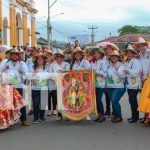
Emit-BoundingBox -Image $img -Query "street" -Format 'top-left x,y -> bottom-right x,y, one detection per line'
0,93 -> 150,150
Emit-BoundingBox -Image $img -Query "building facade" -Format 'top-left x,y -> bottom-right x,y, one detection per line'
0,0 -> 37,47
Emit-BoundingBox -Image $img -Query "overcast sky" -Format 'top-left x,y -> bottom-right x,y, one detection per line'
35,0 -> 150,42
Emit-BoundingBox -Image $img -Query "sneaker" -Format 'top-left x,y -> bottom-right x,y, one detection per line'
85,115 -> 91,121
53,110 -> 57,115
32,119 -> 40,124
40,118 -> 47,122
56,116 -> 63,121
47,111 -> 52,116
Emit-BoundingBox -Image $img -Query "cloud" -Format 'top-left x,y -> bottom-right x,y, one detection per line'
34,0 -> 150,41
34,0 -> 150,23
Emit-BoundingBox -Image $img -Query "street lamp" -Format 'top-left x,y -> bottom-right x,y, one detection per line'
51,13 -> 64,19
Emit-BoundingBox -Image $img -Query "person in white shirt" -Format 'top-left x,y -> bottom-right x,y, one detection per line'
28,53 -> 50,124
0,48 -> 29,126
107,50 -> 126,123
48,50 -> 70,121
124,45 -> 142,123
70,47 -> 91,70
133,37 -> 150,126
26,47 -> 38,72
70,47 -> 91,120
45,50 -> 57,116
133,37 -> 150,83
91,48 -> 107,122
103,44 -> 119,116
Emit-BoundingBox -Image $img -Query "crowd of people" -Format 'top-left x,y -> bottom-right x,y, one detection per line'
0,37 -> 150,130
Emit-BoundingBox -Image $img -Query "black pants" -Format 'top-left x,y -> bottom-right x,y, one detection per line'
48,90 -> 57,111
32,90 -> 45,120
17,88 -> 27,122
48,90 -> 62,117
127,89 -> 140,119
104,89 -> 111,113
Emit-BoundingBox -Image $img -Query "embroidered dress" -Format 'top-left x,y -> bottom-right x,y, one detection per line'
138,77 -> 150,113
0,86 -> 25,130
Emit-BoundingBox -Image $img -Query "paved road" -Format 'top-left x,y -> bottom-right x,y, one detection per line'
0,93 -> 150,150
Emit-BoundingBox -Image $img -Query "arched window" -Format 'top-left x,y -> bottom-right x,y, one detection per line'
3,17 -> 8,45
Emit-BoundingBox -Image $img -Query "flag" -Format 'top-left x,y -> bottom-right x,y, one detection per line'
57,70 -> 97,121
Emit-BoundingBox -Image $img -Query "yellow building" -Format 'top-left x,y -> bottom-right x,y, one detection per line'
0,0 -> 38,47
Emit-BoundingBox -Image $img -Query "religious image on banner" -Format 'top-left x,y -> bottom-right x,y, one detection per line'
57,70 -> 96,121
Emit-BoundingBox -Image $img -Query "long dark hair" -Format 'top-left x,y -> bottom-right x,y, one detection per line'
92,52 -> 104,63
33,57 -> 46,71
70,56 -> 83,70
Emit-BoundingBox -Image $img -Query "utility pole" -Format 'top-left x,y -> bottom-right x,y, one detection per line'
47,0 -> 51,49
47,0 -> 58,49
88,26 -> 98,44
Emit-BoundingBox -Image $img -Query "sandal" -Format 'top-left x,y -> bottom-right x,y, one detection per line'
141,122 -> 150,127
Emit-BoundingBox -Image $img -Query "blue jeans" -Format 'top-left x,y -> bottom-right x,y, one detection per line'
32,90 -> 45,120
108,88 -> 125,118
96,88 -> 104,115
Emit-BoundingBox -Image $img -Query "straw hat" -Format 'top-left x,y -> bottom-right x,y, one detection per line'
54,50 -> 64,56
28,47 -> 37,51
32,52 -> 47,62
132,37 -> 149,48
124,45 -> 137,54
106,43 -> 119,51
109,50 -> 121,58
33,53 -> 46,58
45,49 -> 53,55
72,47 -> 83,54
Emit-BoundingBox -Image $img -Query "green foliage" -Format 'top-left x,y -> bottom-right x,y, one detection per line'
118,25 -> 141,36
118,25 -> 150,36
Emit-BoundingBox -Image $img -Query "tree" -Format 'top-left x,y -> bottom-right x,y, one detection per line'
118,25 -> 141,36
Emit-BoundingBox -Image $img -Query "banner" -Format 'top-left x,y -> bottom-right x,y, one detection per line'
57,70 -> 96,121
69,34 -> 90,46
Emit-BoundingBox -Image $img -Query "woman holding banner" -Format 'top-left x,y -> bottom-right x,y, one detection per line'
70,47 -> 91,120
48,50 -> 70,121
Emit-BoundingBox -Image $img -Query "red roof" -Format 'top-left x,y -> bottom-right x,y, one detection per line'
97,34 -> 150,44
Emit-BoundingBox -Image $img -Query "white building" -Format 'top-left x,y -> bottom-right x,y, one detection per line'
0,0 -> 38,47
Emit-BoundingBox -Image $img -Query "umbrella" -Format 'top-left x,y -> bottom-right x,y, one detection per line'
0,45 -> 10,53
96,42 -> 119,50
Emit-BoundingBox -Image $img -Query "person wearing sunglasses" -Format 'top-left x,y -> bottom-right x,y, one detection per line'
48,50 -> 70,121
